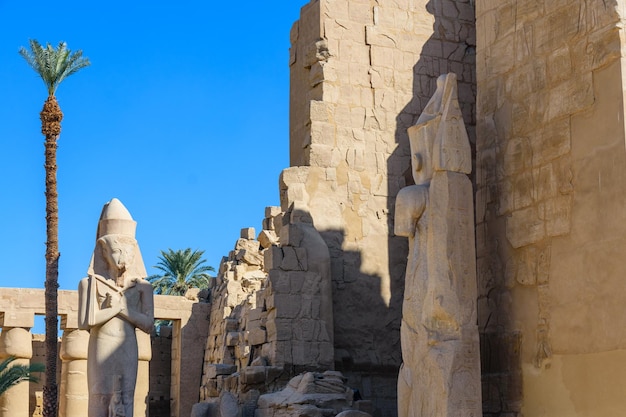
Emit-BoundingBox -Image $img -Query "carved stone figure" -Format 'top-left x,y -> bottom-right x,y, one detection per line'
78,198 -> 154,417
395,73 -> 481,417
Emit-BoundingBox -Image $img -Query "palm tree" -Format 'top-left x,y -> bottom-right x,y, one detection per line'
0,356 -> 44,396
19,39 -> 90,417
148,249 -> 215,295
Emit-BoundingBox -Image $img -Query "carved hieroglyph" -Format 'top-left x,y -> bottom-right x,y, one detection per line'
395,73 -> 481,417
78,198 -> 154,417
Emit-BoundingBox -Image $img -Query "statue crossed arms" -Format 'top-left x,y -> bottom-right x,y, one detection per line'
78,199 -> 154,417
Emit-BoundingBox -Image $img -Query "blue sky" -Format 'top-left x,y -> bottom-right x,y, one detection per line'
0,1 -> 305,330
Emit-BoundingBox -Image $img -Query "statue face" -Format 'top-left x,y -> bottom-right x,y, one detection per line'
409,124 -> 435,186
99,235 -> 136,276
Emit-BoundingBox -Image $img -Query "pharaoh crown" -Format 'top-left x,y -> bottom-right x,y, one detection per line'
96,198 -> 136,239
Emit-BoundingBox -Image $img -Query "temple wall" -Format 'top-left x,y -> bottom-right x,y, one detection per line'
288,4 -> 475,413
475,0 -> 626,415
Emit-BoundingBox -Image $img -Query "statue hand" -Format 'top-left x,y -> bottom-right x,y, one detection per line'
104,292 -> 113,308
103,291 -> 125,315
118,293 -> 129,317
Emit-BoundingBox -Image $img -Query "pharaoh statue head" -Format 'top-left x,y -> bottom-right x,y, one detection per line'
407,73 -> 472,186
87,198 -> 147,283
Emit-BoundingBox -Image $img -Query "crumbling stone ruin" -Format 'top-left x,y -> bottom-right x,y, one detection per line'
4,1 -> 626,417
194,0 -> 626,416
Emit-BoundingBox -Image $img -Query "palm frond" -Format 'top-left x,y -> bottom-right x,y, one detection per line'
148,248 -> 215,296
0,356 -> 45,396
19,39 -> 90,95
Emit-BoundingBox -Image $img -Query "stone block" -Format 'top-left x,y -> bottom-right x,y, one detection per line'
225,318 -> 239,332
264,247 -> 283,273
254,409 -> 274,417
365,25 -> 397,48
0,311 -> 35,328
248,308 -> 265,322
546,73 -> 594,122
266,318 -> 292,342
541,195 -> 572,237
262,217 -> 274,231
241,227 -> 256,240
268,270 -> 290,295
310,121 -> 337,146
268,294 -> 301,319
219,392 -> 240,417
265,206 -> 282,218
233,264 -> 246,281
203,379 -> 219,398
280,247 -> 308,271
258,230 -> 279,249
226,332 -> 240,347
512,171 -> 533,210
241,366 -> 267,385
309,144 -> 337,168
248,328 -> 267,346
309,100 -> 332,123
205,364 -> 237,379
531,118 -> 570,166
348,1 -> 372,22
532,164 -> 557,202
336,411 -> 372,417
191,401 -> 218,417
239,249 -> 263,267
269,341 -> 293,365
279,224 -> 304,246
292,319 -> 316,341
291,341 -> 312,365
506,206 -> 545,249
288,272 -> 307,293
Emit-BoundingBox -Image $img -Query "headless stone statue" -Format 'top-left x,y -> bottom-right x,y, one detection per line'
395,73 -> 481,417
78,199 -> 154,417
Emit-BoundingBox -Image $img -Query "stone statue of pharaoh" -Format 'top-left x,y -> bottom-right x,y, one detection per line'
78,198 -> 154,417
395,73 -> 481,417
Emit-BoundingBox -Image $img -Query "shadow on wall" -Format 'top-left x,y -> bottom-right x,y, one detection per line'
388,0 -> 479,410
320,227 -> 401,413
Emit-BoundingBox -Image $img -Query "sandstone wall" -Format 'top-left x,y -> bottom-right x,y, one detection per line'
149,329 -> 172,417
288,0 -> 475,413
475,0 -> 626,415
200,205 -> 335,406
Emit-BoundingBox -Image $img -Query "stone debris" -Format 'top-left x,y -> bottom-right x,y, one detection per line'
255,372 -> 371,417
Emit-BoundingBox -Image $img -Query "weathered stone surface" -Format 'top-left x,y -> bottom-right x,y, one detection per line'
247,328 -> 267,346
77,198 -> 154,417
256,372 -> 356,416
190,401 -> 218,417
395,74 -> 481,417
336,411 -> 372,417
258,230 -> 279,249
241,227 -> 256,240
476,1 -> 626,415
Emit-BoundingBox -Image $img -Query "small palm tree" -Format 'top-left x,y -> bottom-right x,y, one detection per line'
148,249 -> 215,296
19,39 -> 90,417
0,356 -> 44,396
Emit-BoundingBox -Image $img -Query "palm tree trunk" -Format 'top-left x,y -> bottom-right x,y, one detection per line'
41,95 -> 62,417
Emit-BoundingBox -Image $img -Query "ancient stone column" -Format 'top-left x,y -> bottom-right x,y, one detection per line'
0,327 -> 33,417
59,328 -> 89,417
134,329 -> 151,417
395,73 -> 481,417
